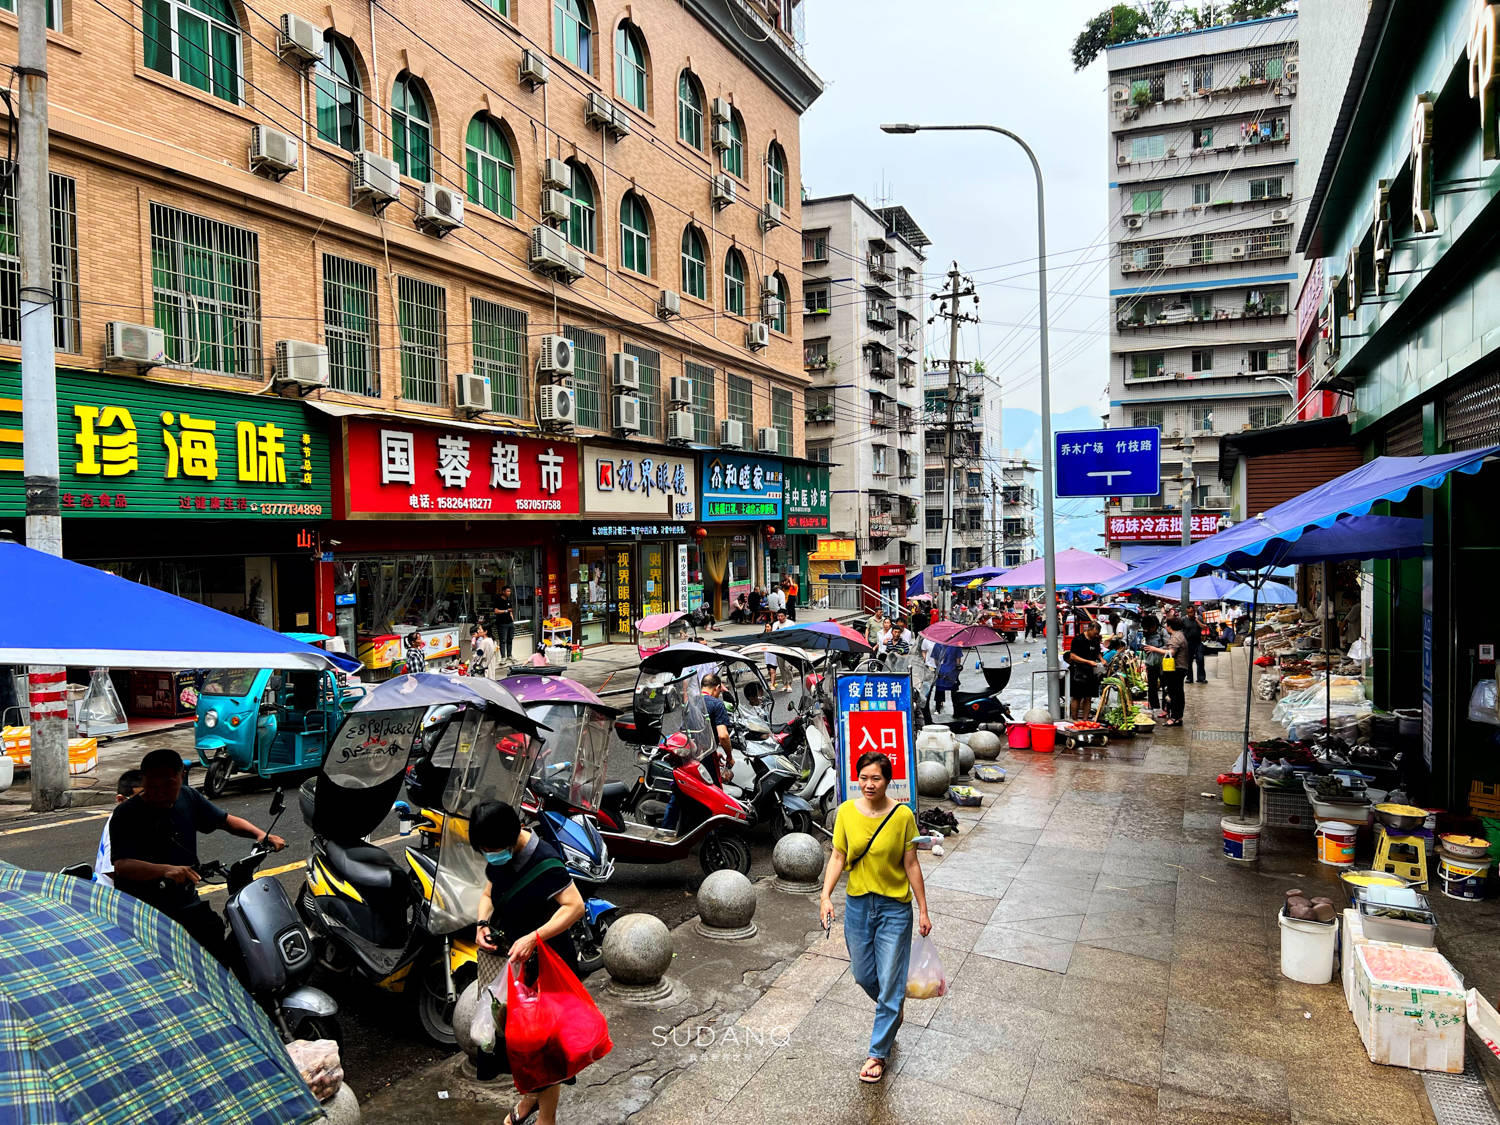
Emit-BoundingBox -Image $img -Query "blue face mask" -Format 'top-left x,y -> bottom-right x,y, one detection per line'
485,849 -> 513,866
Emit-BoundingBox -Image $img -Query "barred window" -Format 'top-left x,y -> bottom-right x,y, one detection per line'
626,342 -> 661,438
150,201 -> 260,377
397,275 -> 446,405
771,387 -> 793,454
0,172 -> 79,353
727,374 -> 752,428
686,360 -> 714,444
567,325 -> 605,429
472,298 -> 527,417
322,255 -> 378,396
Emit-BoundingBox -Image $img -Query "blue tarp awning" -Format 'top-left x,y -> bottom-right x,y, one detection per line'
1141,574 -> 1240,600
1101,448 -> 1496,594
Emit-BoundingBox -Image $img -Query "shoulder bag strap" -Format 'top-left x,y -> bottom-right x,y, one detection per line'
496,856 -> 567,910
848,806 -> 901,870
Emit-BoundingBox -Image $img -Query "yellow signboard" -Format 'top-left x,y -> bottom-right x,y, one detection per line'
810,537 -> 856,561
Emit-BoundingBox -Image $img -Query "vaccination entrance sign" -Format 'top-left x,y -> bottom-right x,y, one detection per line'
1055,426 -> 1161,498
833,672 -> 917,812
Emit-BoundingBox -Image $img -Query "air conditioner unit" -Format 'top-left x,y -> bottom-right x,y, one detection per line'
1270,208 -> 1291,224
538,333 -> 576,375
613,393 -> 641,432
667,409 -> 695,442
610,104 -> 632,138
586,92 -> 615,130
530,225 -> 585,280
763,295 -> 785,323
1168,428 -> 1182,439
1121,261 -> 1138,273
543,158 -> 571,191
455,371 -> 492,414
105,321 -> 167,368
712,173 -> 735,210
519,48 -> 549,89
1284,58 -> 1299,79
612,352 -> 640,390
250,125 -> 298,178
418,182 -> 465,234
670,376 -> 693,404
1117,154 -> 1130,166
711,96 -> 732,124
712,122 -> 733,152
760,201 -> 783,231
541,188 -> 571,223
277,13 -> 321,64
353,151 -> 401,207
1111,88 -> 1129,104
746,321 -> 770,350
720,419 -> 745,449
756,427 -> 779,454
1125,215 -> 1143,230
273,339 -> 329,391
657,289 -> 681,319
1229,243 -> 1247,259
1167,146 -> 1177,157
538,380 -> 576,426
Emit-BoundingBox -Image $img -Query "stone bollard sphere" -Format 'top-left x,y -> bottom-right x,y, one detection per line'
957,742 -> 976,775
321,1084 -> 361,1125
1024,706 -> 1053,725
772,832 -> 824,894
917,759 -> 950,797
696,869 -> 758,940
452,979 -> 480,1059
968,729 -> 1003,761
603,913 -> 674,985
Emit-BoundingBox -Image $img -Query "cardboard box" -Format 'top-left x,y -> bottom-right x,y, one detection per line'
1351,942 -> 1465,1073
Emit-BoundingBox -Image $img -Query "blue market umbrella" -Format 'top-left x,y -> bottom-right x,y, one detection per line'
1138,573 -> 1239,601
0,538 -> 359,671
1223,579 -> 1296,605
0,864 -> 322,1124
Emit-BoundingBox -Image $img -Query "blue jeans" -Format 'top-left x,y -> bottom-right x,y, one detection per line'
843,892 -> 913,1060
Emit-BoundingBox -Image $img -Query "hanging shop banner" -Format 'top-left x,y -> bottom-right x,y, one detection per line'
1105,514 -> 1219,542
810,537 -> 857,561
784,464 -> 831,531
0,364 -> 331,518
833,672 -> 917,812
613,547 -> 634,635
700,454 -> 783,521
343,419 -> 579,518
582,443 -> 697,521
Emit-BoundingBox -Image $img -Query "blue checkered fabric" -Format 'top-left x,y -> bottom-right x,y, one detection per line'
0,863 -> 323,1124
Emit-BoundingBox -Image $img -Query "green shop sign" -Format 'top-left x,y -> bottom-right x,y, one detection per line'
0,364 -> 331,518
784,464 -> 831,531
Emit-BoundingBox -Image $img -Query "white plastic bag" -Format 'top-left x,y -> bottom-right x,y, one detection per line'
1468,678 -> 1500,726
285,1039 -> 343,1102
906,933 -> 947,1000
469,977 -> 505,1053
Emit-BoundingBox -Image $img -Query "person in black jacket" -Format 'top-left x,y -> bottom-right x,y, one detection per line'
1182,609 -> 1205,683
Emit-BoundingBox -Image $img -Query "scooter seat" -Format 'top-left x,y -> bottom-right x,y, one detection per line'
324,838 -> 402,889
602,781 -> 629,802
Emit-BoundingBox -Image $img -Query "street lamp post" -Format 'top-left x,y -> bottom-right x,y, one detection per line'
881,122 -> 1061,719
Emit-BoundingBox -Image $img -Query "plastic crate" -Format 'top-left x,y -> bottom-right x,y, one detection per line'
1263,785 -> 1315,831
1470,781 -> 1500,817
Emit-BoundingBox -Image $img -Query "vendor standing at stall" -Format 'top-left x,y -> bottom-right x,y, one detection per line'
1065,620 -> 1104,721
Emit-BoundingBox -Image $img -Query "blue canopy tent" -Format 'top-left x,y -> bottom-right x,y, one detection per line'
1224,579 -> 1296,605
0,539 -> 360,671
1140,573 -> 1240,601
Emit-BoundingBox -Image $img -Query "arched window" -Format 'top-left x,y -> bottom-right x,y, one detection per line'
614,22 -> 648,110
767,272 -> 787,333
564,159 -> 596,254
314,34 -> 362,152
144,0 -> 241,105
465,115 -> 515,218
620,192 -> 651,276
391,74 -> 431,182
677,70 -> 703,150
680,226 -> 707,300
721,109 -> 744,179
765,141 -> 787,209
553,0 -> 592,71
723,248 -> 746,316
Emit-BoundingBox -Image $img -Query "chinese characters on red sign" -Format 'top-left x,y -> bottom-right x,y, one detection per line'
1105,514 -> 1219,542
834,674 -> 917,810
344,420 -> 580,516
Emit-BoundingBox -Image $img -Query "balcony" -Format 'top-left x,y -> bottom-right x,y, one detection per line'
805,407 -> 834,427
868,353 -> 894,380
871,408 -> 894,430
1198,492 -> 1232,510
866,302 -> 895,329
867,252 -> 895,282
898,411 -> 915,434
1115,297 -> 1290,332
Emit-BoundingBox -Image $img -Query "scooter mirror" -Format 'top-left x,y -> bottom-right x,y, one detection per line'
269,787 -> 286,817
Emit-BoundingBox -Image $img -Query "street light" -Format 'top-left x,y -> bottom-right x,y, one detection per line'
880,122 -> 1061,719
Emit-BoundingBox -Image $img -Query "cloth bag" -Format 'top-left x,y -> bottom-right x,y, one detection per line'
906,934 -> 947,1000
506,944 -> 614,1093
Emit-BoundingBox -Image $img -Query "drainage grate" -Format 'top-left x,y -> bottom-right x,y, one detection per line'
1424,1058 -> 1500,1125
1189,729 -> 1243,742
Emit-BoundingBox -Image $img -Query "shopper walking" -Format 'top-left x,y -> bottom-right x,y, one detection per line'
493,585 -> 517,661
1182,608 -> 1205,683
930,642 -> 962,715
1138,613 -> 1169,715
1159,615 -> 1190,726
819,753 -> 931,1085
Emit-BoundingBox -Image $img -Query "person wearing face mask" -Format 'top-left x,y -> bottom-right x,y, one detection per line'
470,800 -> 589,1125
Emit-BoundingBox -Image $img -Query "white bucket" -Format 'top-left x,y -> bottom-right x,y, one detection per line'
1278,910 -> 1336,984
1222,816 -> 1260,863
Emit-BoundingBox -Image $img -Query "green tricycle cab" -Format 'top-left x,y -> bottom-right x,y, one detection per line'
195,665 -> 366,797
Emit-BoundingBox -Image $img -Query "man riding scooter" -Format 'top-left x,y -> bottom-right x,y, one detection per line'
109,747 -> 286,958
657,673 -> 733,838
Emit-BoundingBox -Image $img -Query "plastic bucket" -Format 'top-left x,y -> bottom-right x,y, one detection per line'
1278,910 -> 1336,984
1315,821 -> 1358,868
1222,816 -> 1261,863
1220,782 -> 1242,806
1438,853 -> 1489,901
1028,723 -> 1057,753
1006,722 -> 1031,750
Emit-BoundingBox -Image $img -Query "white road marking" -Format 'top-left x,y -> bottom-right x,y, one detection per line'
0,810 -> 112,837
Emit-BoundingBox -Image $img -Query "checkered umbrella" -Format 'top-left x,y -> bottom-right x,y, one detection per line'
0,864 -> 322,1125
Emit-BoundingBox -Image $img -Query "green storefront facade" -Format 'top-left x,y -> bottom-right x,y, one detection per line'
1301,0 -> 1500,807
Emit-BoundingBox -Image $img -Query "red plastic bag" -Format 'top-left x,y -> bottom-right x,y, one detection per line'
505,943 -> 613,1093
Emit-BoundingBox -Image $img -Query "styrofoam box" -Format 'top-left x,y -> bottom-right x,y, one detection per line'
1341,908 -> 1369,1012
1351,942 -> 1465,1074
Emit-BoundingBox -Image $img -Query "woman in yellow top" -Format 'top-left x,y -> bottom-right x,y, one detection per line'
819,751 -> 932,1084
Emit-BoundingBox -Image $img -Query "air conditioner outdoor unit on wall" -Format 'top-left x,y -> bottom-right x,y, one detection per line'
520,49 -> 549,88
712,174 -> 735,210
720,419 -> 745,449
670,376 -> 693,403
1125,215 -> 1143,230
756,427 -> 779,454
418,183 -> 465,234
1112,88 -> 1128,104
277,13 -> 321,64
541,189 -> 571,223
538,380 -> 576,426
105,322 -> 167,368
273,339 -> 329,391
613,394 -> 641,432
250,126 -> 299,178
455,371 -> 492,414
538,334 -> 576,375
746,322 -> 770,350
657,289 -> 681,319
760,201 -> 783,231
612,352 -> 640,390
711,97 -> 732,124
667,409 -> 694,442
353,152 -> 401,208
543,158 -> 571,191
713,123 -> 733,151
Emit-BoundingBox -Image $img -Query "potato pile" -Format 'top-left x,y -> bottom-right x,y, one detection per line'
1285,888 -> 1336,923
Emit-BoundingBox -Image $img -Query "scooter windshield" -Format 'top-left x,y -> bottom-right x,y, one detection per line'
429,708 -> 536,934
528,703 -> 611,815
323,707 -> 427,790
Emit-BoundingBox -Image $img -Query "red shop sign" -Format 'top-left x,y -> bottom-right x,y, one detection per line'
344,419 -> 580,517
1105,513 -> 1219,542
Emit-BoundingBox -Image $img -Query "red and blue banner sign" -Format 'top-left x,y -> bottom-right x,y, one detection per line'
833,672 -> 917,812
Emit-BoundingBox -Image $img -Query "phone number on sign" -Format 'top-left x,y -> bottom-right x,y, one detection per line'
434,496 -> 493,510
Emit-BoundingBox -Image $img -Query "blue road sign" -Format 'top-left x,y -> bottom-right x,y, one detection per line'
1055,426 -> 1161,498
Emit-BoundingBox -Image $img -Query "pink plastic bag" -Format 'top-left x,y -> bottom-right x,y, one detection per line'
906,933 -> 947,999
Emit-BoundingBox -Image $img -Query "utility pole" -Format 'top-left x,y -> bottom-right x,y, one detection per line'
933,263 -> 976,615
990,477 -> 999,567
17,0 -> 65,811
1178,433 -> 1195,612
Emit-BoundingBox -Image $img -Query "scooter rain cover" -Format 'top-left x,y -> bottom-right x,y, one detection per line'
312,706 -> 427,841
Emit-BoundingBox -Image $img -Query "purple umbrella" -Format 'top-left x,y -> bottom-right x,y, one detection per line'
921,621 -> 1006,648
984,549 -> 1131,590
500,674 -> 613,711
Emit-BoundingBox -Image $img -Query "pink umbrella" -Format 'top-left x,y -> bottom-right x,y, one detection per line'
636,611 -> 686,633
921,621 -> 1006,648
984,549 -> 1131,589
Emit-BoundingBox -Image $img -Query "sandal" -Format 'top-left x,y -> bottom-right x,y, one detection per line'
504,1098 -> 538,1125
859,1057 -> 886,1084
